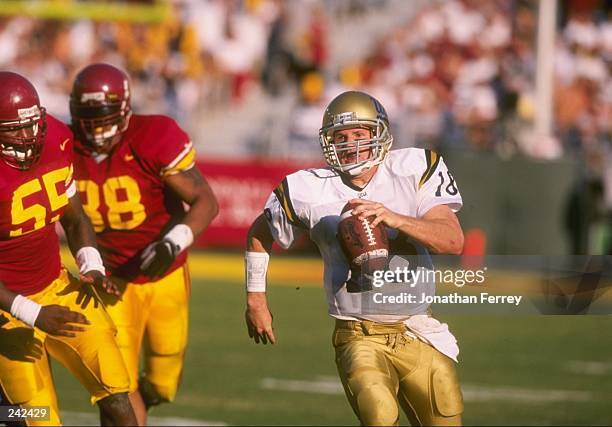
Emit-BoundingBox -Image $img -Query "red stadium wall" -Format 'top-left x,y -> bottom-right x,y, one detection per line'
195,158 -> 321,248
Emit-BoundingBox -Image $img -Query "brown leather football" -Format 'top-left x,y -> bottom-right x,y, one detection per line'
337,202 -> 389,292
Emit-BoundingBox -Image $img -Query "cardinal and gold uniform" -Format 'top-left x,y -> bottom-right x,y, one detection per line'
264,148 -> 464,425
0,115 -> 130,426
72,114 -> 196,402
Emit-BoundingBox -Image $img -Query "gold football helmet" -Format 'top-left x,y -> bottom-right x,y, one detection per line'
319,91 -> 393,175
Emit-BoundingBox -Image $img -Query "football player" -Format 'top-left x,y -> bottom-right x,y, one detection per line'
0,71 -> 137,425
69,63 -> 218,425
245,91 -> 465,426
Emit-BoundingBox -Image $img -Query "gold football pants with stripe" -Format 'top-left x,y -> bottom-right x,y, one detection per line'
103,265 -> 190,402
333,319 -> 463,426
0,269 -> 130,426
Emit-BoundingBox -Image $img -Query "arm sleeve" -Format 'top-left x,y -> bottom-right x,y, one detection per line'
263,192 -> 303,249
139,117 -> 196,177
160,141 -> 196,177
416,153 -> 463,218
263,177 -> 309,249
65,164 -> 77,198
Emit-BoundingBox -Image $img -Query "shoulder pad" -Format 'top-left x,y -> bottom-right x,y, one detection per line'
386,148 -> 433,179
284,167 -> 335,204
127,115 -> 190,169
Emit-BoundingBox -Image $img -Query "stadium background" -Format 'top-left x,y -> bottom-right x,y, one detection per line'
2,0 -> 611,425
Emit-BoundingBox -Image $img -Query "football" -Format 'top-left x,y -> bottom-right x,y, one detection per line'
337,202 -> 389,292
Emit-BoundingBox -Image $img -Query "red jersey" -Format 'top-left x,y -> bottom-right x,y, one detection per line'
0,115 -> 75,295
72,114 -> 196,283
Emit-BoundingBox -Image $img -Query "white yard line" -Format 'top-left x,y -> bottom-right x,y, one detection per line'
61,411 -> 226,426
260,377 -> 597,403
261,376 -> 344,395
461,384 -> 594,403
563,360 -> 612,376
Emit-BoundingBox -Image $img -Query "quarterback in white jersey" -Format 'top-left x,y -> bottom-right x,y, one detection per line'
245,91 -> 465,426
264,147 -> 462,322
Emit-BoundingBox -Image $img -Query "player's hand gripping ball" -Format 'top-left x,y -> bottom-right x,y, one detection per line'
337,202 -> 389,293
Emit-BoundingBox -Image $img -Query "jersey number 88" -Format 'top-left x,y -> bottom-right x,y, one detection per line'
77,176 -> 146,232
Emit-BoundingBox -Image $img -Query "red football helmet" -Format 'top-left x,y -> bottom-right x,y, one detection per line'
70,63 -> 132,153
0,71 -> 47,170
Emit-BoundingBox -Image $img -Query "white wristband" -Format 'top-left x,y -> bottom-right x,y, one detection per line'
245,251 -> 270,292
165,224 -> 194,254
10,295 -> 42,328
76,246 -> 106,275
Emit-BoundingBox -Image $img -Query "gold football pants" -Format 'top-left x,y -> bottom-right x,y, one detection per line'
333,319 -> 463,426
0,269 -> 130,426
103,265 -> 190,402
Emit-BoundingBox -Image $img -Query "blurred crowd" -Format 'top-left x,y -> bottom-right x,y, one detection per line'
0,0 -> 378,124
282,0 -> 610,159
0,0 -> 609,162
1,0 -> 270,122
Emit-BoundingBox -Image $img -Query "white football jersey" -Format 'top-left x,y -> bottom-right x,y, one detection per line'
264,148 -> 463,323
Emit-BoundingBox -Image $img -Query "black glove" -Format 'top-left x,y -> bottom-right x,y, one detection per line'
346,267 -> 374,293
140,239 -> 179,280
346,254 -> 388,293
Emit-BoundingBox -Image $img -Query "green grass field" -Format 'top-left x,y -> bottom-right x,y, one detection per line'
50,256 -> 612,426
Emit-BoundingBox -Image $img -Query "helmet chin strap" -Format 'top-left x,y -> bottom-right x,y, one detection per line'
1,146 -> 33,160
344,162 -> 372,176
335,157 -> 376,176
338,146 -> 380,176
91,124 -> 119,146
85,126 -> 123,155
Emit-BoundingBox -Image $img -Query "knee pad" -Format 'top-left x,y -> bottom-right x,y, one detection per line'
431,362 -> 464,417
355,383 -> 399,426
143,352 -> 184,403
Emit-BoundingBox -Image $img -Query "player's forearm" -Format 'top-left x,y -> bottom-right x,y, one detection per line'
164,168 -> 218,249
0,280 -> 17,313
63,215 -> 98,255
247,214 -> 273,254
182,191 -> 219,238
246,215 -> 274,303
60,196 -> 107,275
0,280 -> 44,327
60,197 -> 99,255
397,216 -> 464,255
